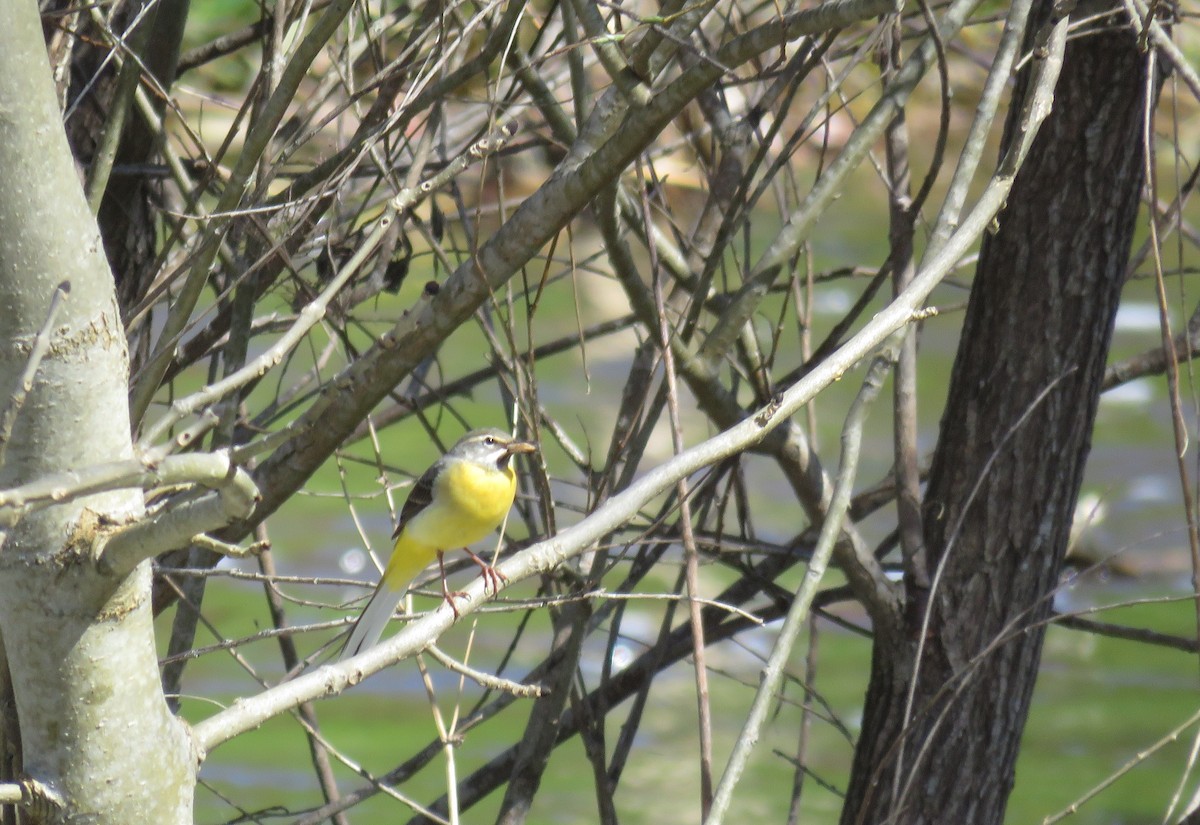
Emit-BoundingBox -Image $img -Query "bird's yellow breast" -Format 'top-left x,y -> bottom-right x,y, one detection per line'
405,458 -> 517,550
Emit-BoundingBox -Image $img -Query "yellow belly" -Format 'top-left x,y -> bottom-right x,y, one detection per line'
406,458 -> 517,550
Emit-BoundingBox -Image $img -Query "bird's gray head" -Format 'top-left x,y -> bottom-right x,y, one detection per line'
448,428 -> 537,469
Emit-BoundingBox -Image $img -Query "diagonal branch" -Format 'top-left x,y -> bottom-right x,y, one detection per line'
194,119 -> 1049,747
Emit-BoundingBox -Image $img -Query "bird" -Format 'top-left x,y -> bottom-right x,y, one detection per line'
339,428 -> 537,660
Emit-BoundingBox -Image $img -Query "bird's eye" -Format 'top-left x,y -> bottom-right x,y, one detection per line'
484,436 -> 497,446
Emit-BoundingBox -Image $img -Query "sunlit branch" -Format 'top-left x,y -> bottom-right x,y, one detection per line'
597,184 -> 900,627
706,333 -> 901,825
925,0 -> 1034,260
95,454 -> 260,578
194,127 -> 1049,747
139,205 -> 399,447
0,451 -> 245,528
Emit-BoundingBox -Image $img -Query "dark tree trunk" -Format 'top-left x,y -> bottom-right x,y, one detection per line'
841,7 -> 1155,824
45,1 -> 189,317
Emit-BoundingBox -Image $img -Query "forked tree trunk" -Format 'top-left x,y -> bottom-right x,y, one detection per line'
841,6 -> 1154,824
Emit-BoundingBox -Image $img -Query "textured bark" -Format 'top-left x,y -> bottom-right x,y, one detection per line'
0,2 -> 195,821
841,7 -> 1154,824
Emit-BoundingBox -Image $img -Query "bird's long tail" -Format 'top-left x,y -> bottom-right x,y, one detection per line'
339,534 -> 436,661
339,582 -> 406,661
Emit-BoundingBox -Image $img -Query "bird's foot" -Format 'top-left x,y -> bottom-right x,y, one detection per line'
465,549 -> 508,595
437,551 -> 468,618
440,585 -> 468,618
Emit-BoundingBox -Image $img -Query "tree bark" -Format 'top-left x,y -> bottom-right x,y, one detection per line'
841,6 -> 1154,824
0,2 -> 195,821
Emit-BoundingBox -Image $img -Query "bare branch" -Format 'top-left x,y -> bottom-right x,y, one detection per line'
95,454 -> 259,578
705,334 -> 900,825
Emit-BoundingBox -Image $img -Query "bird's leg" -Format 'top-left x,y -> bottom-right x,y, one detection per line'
437,550 -> 466,619
464,548 -> 507,595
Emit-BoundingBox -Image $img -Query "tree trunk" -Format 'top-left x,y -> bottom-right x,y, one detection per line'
0,2 -> 195,822
45,0 -> 190,319
841,6 -> 1153,824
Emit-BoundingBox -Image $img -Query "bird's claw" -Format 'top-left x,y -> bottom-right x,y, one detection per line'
440,585 -> 468,619
465,549 -> 507,595
436,549 -> 507,620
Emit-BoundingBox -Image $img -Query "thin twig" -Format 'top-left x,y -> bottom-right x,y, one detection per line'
425,646 -> 546,698
705,335 -> 900,825
1138,46 -> 1200,679
1041,706 -> 1200,825
0,281 -> 70,469
256,523 -> 350,825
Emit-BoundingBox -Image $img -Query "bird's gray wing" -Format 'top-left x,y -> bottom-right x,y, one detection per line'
392,458 -> 441,539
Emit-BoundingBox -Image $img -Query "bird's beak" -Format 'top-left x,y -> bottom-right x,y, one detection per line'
505,440 -> 537,457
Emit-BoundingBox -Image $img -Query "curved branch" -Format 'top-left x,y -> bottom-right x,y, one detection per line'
0,451 -> 250,529
96,457 -> 259,579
